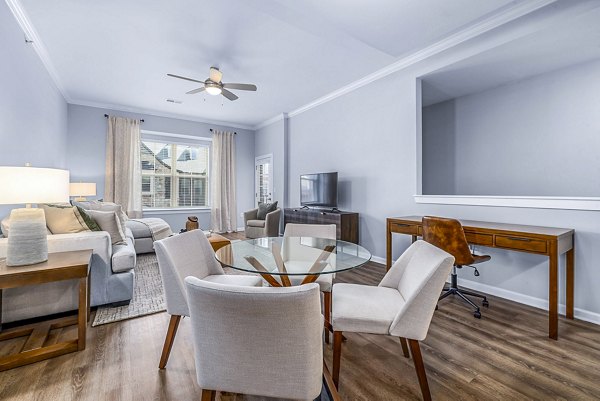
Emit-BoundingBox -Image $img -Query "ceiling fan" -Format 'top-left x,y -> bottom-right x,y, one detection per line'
167,67 -> 257,101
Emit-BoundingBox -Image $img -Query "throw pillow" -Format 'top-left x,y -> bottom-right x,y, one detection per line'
39,203 -> 91,234
1,217 -> 9,237
72,200 -> 128,226
84,210 -> 127,245
257,201 -> 278,220
75,206 -> 102,231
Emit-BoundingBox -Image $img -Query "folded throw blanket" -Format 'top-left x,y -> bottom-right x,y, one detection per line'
129,218 -> 172,241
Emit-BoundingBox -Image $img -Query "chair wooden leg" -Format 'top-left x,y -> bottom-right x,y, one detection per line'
159,315 -> 182,369
201,389 -> 216,401
324,291 -> 332,344
332,331 -> 343,388
408,339 -> 432,401
399,337 -> 410,358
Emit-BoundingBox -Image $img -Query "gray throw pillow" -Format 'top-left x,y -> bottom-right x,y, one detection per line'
85,210 -> 126,245
257,201 -> 278,220
72,200 -> 128,226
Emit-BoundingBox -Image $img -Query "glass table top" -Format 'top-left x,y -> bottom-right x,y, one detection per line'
215,237 -> 371,276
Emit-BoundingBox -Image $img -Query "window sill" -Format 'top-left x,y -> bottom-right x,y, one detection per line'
414,195 -> 600,211
143,208 -> 211,215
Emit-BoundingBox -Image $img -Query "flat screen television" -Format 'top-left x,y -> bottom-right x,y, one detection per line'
300,172 -> 338,208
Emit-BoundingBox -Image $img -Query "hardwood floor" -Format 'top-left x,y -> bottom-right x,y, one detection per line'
1,232 -> 599,400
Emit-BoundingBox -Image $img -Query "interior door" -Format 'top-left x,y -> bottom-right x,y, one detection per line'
255,154 -> 273,206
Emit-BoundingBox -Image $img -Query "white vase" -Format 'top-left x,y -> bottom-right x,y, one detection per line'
6,208 -> 48,266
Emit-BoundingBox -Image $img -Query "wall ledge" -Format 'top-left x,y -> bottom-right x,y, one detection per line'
143,208 -> 210,215
414,195 -> 600,211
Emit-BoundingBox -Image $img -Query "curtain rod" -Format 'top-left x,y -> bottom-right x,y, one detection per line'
209,128 -> 237,135
104,114 -> 144,123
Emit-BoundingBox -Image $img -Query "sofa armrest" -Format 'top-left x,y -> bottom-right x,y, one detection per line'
244,208 -> 259,225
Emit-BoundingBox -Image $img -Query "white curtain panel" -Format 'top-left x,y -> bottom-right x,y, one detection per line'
211,130 -> 237,233
104,116 -> 143,218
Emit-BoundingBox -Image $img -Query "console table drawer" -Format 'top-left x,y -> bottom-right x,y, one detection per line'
495,235 -> 547,253
390,222 -> 418,235
464,231 -> 493,246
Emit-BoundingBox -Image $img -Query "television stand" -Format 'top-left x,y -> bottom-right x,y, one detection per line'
284,208 -> 359,244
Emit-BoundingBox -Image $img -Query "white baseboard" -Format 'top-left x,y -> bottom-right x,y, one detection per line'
371,255 -> 600,326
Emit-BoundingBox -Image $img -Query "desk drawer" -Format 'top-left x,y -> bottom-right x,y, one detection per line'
390,222 -> 418,235
464,231 -> 493,246
495,235 -> 547,253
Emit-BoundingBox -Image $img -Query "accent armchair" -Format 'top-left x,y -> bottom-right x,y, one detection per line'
184,279 -> 323,400
243,207 -> 281,238
154,229 -> 262,369
332,240 -> 454,401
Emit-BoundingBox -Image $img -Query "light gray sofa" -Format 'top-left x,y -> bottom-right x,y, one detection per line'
0,228 -> 136,324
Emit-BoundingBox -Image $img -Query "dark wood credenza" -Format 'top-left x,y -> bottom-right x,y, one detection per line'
283,208 -> 359,244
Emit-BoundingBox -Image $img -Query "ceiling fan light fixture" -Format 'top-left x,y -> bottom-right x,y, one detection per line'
205,83 -> 222,96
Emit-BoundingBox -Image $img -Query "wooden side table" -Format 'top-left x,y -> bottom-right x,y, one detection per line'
0,250 -> 92,371
208,233 -> 231,252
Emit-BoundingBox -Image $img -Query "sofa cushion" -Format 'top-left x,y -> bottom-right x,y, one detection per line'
72,200 -> 128,226
112,237 -> 136,273
257,201 -> 278,220
124,219 -> 153,239
85,210 -> 126,245
247,219 -> 266,228
76,206 -> 102,231
39,203 -> 90,234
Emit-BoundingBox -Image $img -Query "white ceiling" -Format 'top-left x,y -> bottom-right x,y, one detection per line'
421,5 -> 600,106
19,0 -> 519,126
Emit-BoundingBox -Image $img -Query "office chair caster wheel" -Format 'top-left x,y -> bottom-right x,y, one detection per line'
473,311 -> 481,319
482,299 -> 489,307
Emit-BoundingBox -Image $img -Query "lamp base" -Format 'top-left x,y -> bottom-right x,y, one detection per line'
74,196 -> 88,201
6,208 -> 48,266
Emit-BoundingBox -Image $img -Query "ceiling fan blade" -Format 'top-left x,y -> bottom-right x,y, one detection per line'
222,83 -> 257,91
186,87 -> 206,94
221,89 -> 238,101
209,67 -> 223,83
167,73 -> 204,84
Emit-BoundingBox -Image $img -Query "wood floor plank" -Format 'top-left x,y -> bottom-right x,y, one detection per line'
0,231 -> 599,400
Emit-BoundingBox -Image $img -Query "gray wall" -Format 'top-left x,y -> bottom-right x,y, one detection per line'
284,40 -> 600,321
422,59 -> 600,196
0,2 -> 68,220
422,100 -> 457,195
254,118 -> 286,207
67,104 -> 255,231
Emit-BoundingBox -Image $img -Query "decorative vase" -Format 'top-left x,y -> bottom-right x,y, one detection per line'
186,216 -> 199,231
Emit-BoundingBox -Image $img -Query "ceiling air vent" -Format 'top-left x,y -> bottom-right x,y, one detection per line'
166,99 -> 182,104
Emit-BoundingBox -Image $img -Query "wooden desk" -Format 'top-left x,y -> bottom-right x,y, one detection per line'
0,250 -> 92,371
386,216 -> 574,340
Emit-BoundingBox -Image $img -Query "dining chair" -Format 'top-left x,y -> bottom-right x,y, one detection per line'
422,216 -> 491,318
332,240 -> 454,401
283,223 -> 337,343
184,278 -> 324,400
154,230 -> 262,369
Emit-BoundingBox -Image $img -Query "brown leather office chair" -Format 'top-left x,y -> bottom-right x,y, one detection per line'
422,216 -> 490,318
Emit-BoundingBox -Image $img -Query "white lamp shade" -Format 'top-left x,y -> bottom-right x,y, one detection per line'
0,166 -> 70,205
69,182 -> 97,197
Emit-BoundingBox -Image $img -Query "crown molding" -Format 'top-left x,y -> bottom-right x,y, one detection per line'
5,0 -> 71,102
253,113 -> 287,130
68,98 -> 255,131
255,0 -> 558,126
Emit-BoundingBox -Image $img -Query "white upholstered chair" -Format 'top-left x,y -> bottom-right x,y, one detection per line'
332,240 -> 454,401
184,278 -> 323,401
154,230 -> 262,369
283,223 -> 337,343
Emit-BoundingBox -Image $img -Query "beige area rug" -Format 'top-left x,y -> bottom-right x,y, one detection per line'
92,253 -> 166,326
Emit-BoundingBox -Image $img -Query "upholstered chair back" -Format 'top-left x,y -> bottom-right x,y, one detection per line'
282,223 -> 337,264
379,240 -> 454,340
184,279 -> 323,400
155,230 -> 224,317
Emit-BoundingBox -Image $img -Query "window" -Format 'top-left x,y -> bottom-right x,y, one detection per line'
141,137 -> 210,209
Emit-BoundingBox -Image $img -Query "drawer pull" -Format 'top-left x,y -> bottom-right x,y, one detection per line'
507,237 -> 531,242
395,223 -> 410,227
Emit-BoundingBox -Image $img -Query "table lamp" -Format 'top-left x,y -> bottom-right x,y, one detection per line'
0,165 -> 70,266
69,182 -> 97,201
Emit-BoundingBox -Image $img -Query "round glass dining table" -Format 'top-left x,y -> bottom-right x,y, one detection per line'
214,237 -> 372,287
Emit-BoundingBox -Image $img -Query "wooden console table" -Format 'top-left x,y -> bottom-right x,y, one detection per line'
386,216 -> 574,340
284,208 -> 359,244
0,250 -> 92,371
